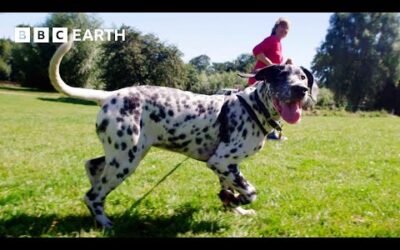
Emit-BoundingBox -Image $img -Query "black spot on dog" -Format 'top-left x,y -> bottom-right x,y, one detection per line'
127,127 -> 133,135
89,165 -> 97,176
230,148 -> 237,154
110,158 -> 120,168
86,188 -> 98,201
123,96 -> 140,115
128,150 -> 135,163
132,124 -> 139,135
228,164 -> 238,173
101,177 -> 107,184
217,102 -> 230,143
96,119 -> 109,133
184,115 -> 196,122
197,104 -> 206,114
242,129 -> 248,138
150,112 -> 161,123
111,98 -> 117,105
121,142 -> 127,151
237,121 -> 244,132
133,146 -> 137,152
171,140 -> 192,149
158,106 -> 166,119
108,137 -> 112,144
179,134 -> 186,140
116,117 -> 124,123
102,104 -> 108,113
209,165 -> 217,171
195,138 -> 203,145
168,110 -> 174,117
89,156 -> 105,168
168,129 -> 176,135
120,108 -> 127,116
114,143 -> 119,150
116,173 -> 124,179
123,168 -> 129,175
93,202 -> 103,208
233,174 -> 249,190
117,130 -> 124,137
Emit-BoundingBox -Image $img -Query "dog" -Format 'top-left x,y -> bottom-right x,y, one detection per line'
49,39 -> 318,228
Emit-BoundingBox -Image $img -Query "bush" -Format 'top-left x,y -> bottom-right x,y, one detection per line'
0,59 -> 11,80
100,26 -> 186,91
10,14 -> 103,90
186,70 -> 246,95
316,87 -> 335,108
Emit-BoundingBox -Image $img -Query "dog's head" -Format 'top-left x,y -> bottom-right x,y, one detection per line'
254,64 -> 318,124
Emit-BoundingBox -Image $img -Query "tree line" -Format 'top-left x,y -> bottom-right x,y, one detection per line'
312,13 -> 400,114
0,13 -> 399,114
0,13 -> 251,95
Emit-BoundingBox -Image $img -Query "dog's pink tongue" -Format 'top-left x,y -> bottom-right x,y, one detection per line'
281,101 -> 302,124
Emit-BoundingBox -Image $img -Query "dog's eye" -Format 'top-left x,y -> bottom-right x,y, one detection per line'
301,75 -> 306,80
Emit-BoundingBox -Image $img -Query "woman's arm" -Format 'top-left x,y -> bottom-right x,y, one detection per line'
255,53 -> 274,67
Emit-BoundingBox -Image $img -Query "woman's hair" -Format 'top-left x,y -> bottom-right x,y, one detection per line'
270,17 -> 290,35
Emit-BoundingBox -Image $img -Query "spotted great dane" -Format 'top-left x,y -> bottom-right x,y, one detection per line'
49,39 -> 318,228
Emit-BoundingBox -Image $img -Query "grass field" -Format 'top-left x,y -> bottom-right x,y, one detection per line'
0,85 -> 399,237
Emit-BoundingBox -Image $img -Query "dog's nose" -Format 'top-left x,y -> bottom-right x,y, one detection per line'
291,85 -> 308,98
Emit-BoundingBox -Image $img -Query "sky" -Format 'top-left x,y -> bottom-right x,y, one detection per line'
0,13 -> 332,69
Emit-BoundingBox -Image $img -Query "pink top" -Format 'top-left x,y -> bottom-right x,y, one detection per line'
248,35 -> 283,85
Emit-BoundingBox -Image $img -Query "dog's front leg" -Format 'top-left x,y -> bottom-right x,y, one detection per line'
207,157 -> 257,215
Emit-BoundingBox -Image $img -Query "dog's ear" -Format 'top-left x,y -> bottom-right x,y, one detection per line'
300,66 -> 314,89
254,65 -> 285,82
300,66 -> 318,103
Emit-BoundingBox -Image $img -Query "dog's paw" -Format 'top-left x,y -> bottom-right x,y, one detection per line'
95,215 -> 114,229
231,207 -> 256,216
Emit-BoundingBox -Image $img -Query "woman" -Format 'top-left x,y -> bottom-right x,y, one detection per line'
248,17 -> 292,140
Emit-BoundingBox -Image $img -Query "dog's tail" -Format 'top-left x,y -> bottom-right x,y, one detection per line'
49,37 -> 110,105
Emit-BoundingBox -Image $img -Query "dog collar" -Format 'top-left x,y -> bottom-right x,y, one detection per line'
236,94 -> 282,137
254,91 -> 282,132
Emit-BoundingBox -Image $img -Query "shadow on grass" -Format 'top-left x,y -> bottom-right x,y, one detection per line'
38,97 -> 97,106
0,203 -> 227,237
0,85 -> 52,93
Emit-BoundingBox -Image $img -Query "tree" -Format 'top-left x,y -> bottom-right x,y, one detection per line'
11,13 -> 103,90
312,13 -> 400,112
0,39 -> 12,80
234,53 -> 255,73
189,54 -> 211,72
100,25 -> 187,90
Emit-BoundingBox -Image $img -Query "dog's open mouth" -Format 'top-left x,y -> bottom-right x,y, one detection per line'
272,98 -> 302,124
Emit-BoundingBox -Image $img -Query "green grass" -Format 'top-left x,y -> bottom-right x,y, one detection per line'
0,86 -> 399,237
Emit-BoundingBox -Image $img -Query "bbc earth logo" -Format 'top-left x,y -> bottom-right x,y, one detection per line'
14,27 -> 126,43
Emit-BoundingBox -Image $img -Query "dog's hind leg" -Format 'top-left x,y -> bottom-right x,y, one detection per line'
84,140 -> 151,228
85,156 -> 106,186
